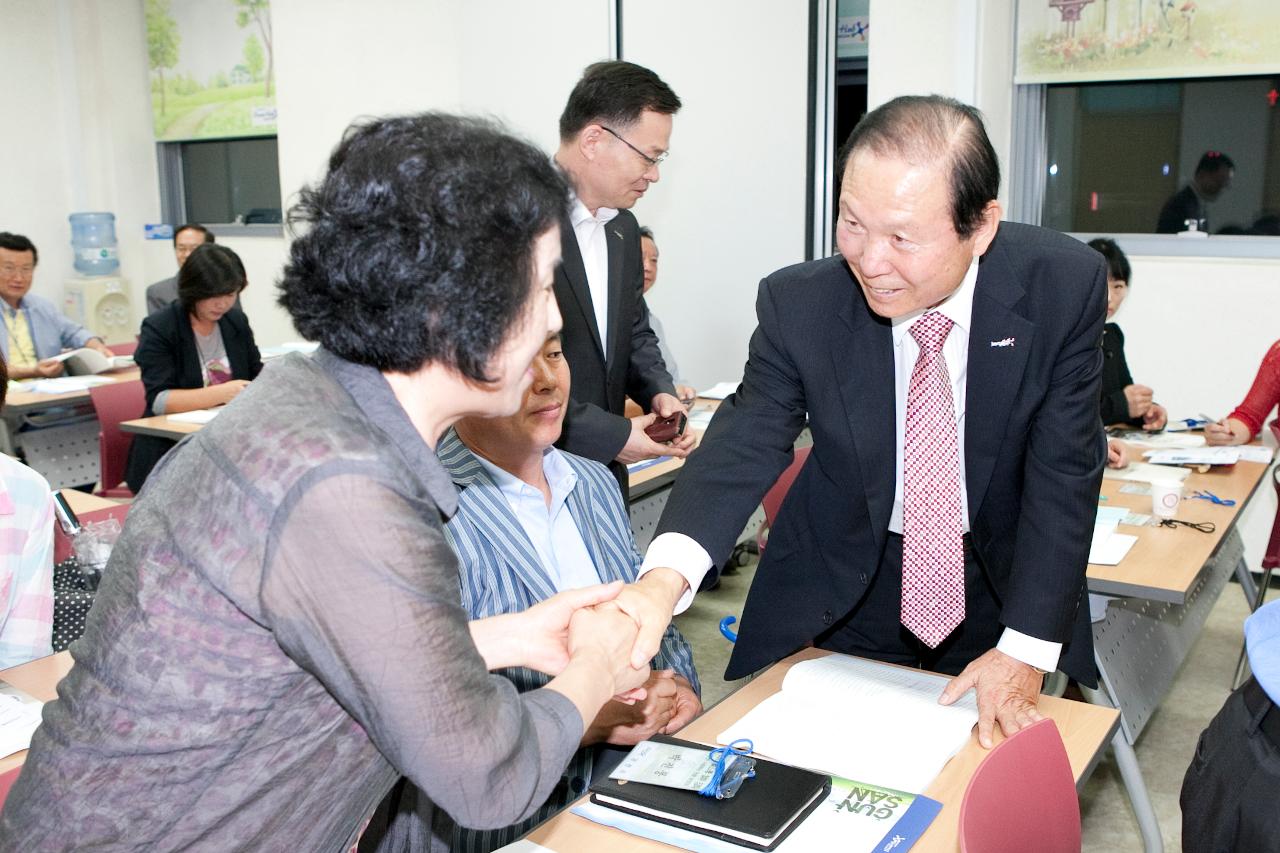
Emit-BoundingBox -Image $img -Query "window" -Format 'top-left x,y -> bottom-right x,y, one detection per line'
158,136 -> 282,228
1039,75 -> 1280,236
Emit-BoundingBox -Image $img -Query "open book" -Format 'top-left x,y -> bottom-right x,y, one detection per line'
54,348 -> 134,376
716,656 -> 978,794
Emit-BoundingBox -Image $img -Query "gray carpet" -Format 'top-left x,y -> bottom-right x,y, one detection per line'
673,555 -> 1259,851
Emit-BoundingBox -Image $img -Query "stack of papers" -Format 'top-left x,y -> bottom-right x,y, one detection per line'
1089,506 -> 1138,565
168,409 -> 220,425
1103,462 -> 1192,485
1111,431 -> 1205,450
0,684 -> 44,758
23,376 -> 115,394
715,656 -> 978,794
1144,447 -> 1242,466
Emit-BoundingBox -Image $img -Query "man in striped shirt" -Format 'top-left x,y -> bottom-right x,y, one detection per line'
431,333 -> 700,852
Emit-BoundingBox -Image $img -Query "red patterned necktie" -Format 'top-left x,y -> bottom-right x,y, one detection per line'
901,311 -> 965,648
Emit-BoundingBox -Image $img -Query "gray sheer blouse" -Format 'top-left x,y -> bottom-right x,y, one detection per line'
0,349 -> 583,852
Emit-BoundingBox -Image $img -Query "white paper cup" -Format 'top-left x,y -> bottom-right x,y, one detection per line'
1150,481 -> 1183,518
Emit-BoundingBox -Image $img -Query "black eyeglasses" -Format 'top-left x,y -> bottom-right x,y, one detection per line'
1158,518 -> 1217,534
600,125 -> 667,168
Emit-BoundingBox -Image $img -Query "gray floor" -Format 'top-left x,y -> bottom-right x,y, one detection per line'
673,555 -> 1259,852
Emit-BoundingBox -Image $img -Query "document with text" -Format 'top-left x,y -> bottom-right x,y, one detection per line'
716,656 -> 978,794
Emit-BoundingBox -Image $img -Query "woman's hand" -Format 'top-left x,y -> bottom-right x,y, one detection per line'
1204,417 -> 1249,446
211,379 -> 251,406
1107,439 -> 1129,469
1124,384 -> 1154,418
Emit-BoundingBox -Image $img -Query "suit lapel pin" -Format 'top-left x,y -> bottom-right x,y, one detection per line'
990,337 -> 1015,348
611,228 -> 623,240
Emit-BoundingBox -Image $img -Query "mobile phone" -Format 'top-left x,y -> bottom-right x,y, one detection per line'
644,413 -> 687,444
53,491 -> 81,536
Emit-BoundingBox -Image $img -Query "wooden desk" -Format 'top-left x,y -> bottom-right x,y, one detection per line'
529,648 -> 1119,852
3,368 -> 140,417
1088,460 -> 1269,603
118,413 -> 206,440
58,489 -> 121,516
0,651 -> 73,775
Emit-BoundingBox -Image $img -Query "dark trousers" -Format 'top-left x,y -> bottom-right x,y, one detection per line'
1181,677 -> 1280,853
814,532 -> 1003,677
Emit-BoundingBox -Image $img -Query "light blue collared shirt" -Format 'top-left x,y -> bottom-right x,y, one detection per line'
472,448 -> 603,592
0,293 -> 95,362
1246,598 -> 1280,704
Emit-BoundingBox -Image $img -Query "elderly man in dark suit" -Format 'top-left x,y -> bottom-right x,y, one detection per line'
616,95 -> 1108,748
550,61 -> 694,499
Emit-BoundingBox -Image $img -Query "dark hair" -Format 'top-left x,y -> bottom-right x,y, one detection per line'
1249,214 -> 1280,236
836,95 -> 999,239
178,244 -> 247,314
0,232 -> 38,266
1087,238 -> 1131,283
559,61 -> 681,141
1195,150 -> 1235,175
279,113 -> 570,378
638,226 -> 655,243
173,224 -> 215,247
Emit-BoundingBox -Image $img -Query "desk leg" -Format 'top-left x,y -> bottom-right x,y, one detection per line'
1233,554 -> 1258,608
1081,681 -> 1165,853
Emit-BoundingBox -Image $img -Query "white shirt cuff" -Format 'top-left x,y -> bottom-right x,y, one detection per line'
640,532 -> 714,615
996,628 -> 1062,673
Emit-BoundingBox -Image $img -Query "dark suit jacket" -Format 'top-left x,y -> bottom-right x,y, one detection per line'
1100,323 -> 1141,427
1156,184 -> 1204,234
125,303 -> 263,492
553,208 -> 675,493
656,222 -> 1107,685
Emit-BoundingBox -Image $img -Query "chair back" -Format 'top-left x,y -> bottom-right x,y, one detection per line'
762,446 -> 812,528
959,718 -> 1081,853
88,380 -> 144,498
0,766 -> 21,810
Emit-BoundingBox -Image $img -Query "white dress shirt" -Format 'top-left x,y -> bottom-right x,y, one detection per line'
473,448 -> 603,592
641,260 -> 1062,673
569,196 -> 619,353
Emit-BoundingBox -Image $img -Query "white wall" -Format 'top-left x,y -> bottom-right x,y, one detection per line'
622,0 -> 811,389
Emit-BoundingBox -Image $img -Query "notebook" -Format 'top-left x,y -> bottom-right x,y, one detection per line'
589,735 -> 831,850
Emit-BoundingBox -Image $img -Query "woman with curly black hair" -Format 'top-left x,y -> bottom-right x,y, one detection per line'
2,113 -> 646,852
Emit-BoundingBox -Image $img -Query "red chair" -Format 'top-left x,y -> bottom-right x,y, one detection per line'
756,445 -> 812,552
1232,418 -> 1280,687
0,766 -> 21,810
88,380 -> 144,498
959,718 -> 1081,853
109,340 -> 138,357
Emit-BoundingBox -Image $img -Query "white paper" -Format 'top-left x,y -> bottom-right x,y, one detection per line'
1238,446 -> 1275,464
167,409 -> 220,424
698,381 -> 741,400
687,410 -> 715,430
260,341 -> 319,359
1103,462 -> 1191,485
1144,447 -> 1241,466
1088,532 -> 1138,565
1110,431 -> 1205,449
716,656 -> 977,794
0,689 -> 44,758
24,375 -> 115,394
490,841 -> 557,853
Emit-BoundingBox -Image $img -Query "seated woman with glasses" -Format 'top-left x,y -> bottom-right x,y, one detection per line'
125,243 -> 262,492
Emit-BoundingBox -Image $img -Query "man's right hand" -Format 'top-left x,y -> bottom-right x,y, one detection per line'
584,669 -> 678,747
616,412 -> 693,464
35,358 -> 65,378
1124,383 -> 1153,418
612,569 -> 687,669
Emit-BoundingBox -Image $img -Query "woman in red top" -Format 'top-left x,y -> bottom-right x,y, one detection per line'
1205,340 -> 1280,445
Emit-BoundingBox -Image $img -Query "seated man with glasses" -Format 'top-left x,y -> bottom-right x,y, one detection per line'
365,333 -> 701,853
0,232 -> 114,379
